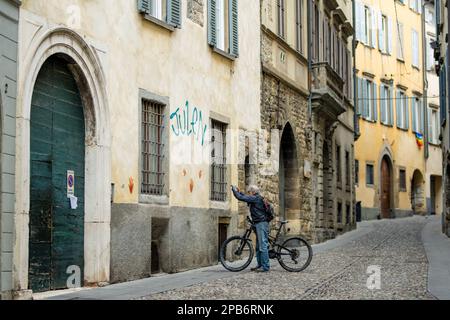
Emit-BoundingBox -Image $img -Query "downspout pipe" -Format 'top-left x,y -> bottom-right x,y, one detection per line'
423,1 -> 429,159
307,0 -> 312,120
353,0 -> 359,141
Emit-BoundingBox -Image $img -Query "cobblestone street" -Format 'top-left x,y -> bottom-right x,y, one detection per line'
140,217 -> 437,300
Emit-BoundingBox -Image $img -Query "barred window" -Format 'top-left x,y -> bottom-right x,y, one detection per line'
141,100 -> 165,196
210,120 -> 227,202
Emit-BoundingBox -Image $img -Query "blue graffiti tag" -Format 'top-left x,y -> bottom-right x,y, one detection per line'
170,101 -> 208,146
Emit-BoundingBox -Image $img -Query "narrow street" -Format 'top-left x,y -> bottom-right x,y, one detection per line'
40,216 -> 450,301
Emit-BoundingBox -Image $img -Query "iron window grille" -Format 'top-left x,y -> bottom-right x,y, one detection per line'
210,120 -> 228,202
141,99 -> 166,196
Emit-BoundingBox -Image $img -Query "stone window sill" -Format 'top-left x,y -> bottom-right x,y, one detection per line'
139,194 -> 169,205
143,14 -> 175,32
211,46 -> 236,61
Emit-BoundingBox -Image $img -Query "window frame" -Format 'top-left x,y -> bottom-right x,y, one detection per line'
138,89 -> 170,205
210,118 -> 229,202
366,163 -> 375,187
399,168 -> 407,192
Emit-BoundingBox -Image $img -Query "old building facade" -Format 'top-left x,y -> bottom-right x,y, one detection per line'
0,0 -> 19,300
13,0 -> 261,297
258,0 -> 356,244
310,0 -> 357,242
355,0 -> 428,220
424,0 -> 443,218
435,0 -> 450,236
258,0 -> 313,242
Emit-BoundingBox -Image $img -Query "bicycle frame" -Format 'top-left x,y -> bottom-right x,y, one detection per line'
241,217 -> 296,258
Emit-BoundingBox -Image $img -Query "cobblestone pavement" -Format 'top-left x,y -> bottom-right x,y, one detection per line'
139,217 -> 437,300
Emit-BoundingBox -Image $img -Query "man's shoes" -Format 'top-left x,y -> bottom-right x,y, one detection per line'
251,267 -> 262,272
255,269 -> 270,273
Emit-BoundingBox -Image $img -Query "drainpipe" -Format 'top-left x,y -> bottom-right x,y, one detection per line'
423,1 -> 429,159
352,0 -> 359,141
307,0 -> 312,120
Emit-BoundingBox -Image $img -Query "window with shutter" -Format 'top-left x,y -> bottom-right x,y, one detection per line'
372,82 -> 378,122
412,98 -> 418,132
397,22 -> 404,61
371,7 -> 377,49
208,0 -> 239,59
278,0 -> 286,39
387,17 -> 393,55
404,93 -> 410,130
138,0 -> 181,29
296,0 -> 303,54
380,85 -> 387,124
412,29 -> 419,68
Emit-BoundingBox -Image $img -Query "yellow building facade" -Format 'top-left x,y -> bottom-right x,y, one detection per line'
355,0 -> 427,220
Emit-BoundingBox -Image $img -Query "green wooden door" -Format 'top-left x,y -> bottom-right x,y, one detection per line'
29,56 -> 85,292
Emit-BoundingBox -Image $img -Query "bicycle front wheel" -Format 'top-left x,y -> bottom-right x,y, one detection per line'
277,237 -> 313,272
220,236 -> 254,272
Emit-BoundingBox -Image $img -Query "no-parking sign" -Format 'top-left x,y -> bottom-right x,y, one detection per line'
67,170 -> 75,197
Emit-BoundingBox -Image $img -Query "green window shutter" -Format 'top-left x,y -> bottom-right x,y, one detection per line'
419,100 -> 424,134
380,86 -> 386,123
389,86 -> 394,125
411,98 -> 417,132
372,82 -> 378,122
138,0 -> 152,14
396,91 -> 402,128
208,0 -> 217,47
404,95 -> 410,130
229,0 -> 239,57
168,0 -> 182,28
356,77 -> 362,116
362,80 -> 368,119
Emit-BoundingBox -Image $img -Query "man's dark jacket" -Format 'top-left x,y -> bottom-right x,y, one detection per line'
232,187 -> 268,223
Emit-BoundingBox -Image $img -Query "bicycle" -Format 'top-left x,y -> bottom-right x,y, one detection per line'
219,217 -> 313,272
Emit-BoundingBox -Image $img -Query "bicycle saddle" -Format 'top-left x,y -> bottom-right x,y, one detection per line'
279,220 -> 289,225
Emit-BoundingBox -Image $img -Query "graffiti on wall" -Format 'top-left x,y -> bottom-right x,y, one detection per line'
170,101 -> 208,146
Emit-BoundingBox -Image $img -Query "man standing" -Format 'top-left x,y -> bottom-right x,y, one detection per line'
231,185 -> 270,273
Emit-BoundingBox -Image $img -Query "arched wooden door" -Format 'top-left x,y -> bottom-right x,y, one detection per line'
380,157 -> 392,219
29,56 -> 86,292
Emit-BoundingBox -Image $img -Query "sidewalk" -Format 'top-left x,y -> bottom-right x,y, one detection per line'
422,215 -> 450,300
35,221 -> 375,300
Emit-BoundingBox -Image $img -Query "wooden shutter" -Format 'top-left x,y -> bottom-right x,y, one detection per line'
412,98 -> 417,132
396,91 -> 402,128
378,11 -> 384,52
380,86 -> 386,123
404,95 -> 410,130
168,0 -> 182,28
362,80 -> 368,119
356,77 -> 362,115
373,82 -> 378,122
138,0 -> 152,14
389,87 -> 394,125
387,17 -> 393,54
356,2 -> 362,41
208,0 -> 217,47
371,7 -> 377,48
419,100 -> 424,133
428,108 -> 434,143
229,0 -> 239,57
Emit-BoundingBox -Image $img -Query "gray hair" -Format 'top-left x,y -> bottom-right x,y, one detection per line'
247,185 -> 260,194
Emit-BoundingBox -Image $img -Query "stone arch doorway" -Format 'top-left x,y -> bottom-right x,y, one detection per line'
411,170 -> 425,215
28,55 -> 87,292
380,155 -> 393,219
14,27 -> 111,294
279,123 -> 300,221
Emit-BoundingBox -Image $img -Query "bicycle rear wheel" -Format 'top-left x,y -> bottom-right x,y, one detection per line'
220,236 -> 254,272
277,237 -> 313,272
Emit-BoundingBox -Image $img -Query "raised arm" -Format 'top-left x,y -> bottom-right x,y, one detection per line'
231,186 -> 259,204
